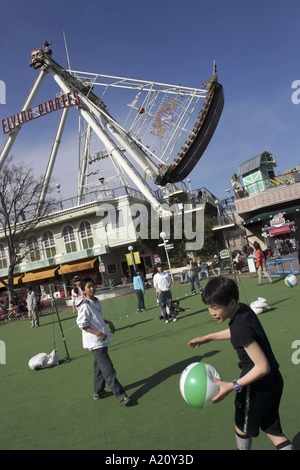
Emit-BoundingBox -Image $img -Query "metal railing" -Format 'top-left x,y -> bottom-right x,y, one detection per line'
236,170 -> 300,198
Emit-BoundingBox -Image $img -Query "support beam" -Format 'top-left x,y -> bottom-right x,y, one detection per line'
36,106 -> 69,215
0,68 -> 48,171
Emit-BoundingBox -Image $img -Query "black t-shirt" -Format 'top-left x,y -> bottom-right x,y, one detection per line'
229,303 -> 279,377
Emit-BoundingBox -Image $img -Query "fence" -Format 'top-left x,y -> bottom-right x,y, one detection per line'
267,257 -> 300,277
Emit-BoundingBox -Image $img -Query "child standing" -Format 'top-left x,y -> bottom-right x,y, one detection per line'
133,270 -> 145,312
188,276 -> 293,450
76,277 -> 130,406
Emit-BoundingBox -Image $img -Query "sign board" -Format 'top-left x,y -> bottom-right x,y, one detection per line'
153,254 -> 161,264
134,251 -> 141,264
247,256 -> 256,274
270,213 -> 285,228
126,252 -> 141,266
125,253 -> 133,266
220,249 -> 230,259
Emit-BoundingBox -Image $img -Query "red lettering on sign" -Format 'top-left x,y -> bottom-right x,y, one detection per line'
73,89 -> 80,106
21,111 -> 27,123
48,100 -> 54,112
61,94 -> 67,107
54,97 -> 61,110
67,92 -> 73,106
2,119 -> 7,134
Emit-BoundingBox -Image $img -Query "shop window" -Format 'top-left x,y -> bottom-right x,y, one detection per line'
79,221 -> 94,249
43,231 -> 56,258
63,225 -> 77,253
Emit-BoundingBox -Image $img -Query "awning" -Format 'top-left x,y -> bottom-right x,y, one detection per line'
269,226 -> 291,236
58,257 -> 98,275
242,204 -> 300,226
22,267 -> 59,283
0,274 -> 24,286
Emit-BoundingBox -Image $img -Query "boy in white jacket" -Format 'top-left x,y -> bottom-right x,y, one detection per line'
76,277 -> 130,406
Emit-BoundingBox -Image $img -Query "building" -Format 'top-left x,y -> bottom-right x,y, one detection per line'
0,189 -> 155,299
211,152 -> 300,259
0,185 -> 219,300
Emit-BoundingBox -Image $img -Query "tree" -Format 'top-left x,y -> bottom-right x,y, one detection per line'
0,157 -> 55,304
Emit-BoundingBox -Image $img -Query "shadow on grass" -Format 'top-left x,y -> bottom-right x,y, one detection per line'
125,350 -> 220,406
292,432 -> 300,450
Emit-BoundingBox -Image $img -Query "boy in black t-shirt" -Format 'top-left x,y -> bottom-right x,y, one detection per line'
188,276 -> 293,450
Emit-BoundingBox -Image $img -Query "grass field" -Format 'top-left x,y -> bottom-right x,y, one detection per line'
1,275 -> 299,451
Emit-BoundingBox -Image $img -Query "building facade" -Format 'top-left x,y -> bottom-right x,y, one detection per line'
0,192 -> 155,299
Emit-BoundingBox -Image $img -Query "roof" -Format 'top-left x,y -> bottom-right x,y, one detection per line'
237,151 -> 277,177
241,203 -> 300,226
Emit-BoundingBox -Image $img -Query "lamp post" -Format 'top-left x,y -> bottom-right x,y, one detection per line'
128,245 -> 136,271
56,183 -> 63,210
159,231 -> 173,281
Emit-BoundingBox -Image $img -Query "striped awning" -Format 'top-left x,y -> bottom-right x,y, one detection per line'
58,257 -> 98,275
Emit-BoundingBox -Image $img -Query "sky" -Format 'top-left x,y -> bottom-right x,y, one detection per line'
1,0 -> 300,204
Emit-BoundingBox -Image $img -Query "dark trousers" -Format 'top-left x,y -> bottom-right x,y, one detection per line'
135,289 -> 145,310
93,347 -> 126,401
189,275 -> 203,293
159,290 -> 176,321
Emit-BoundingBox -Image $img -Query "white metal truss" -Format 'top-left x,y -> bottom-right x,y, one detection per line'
0,46 -> 220,215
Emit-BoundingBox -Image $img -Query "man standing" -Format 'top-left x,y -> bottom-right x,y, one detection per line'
26,286 -> 39,328
186,258 -> 203,295
153,264 -> 177,324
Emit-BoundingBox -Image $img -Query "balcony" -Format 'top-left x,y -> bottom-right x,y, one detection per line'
234,172 -> 300,217
211,213 -> 237,231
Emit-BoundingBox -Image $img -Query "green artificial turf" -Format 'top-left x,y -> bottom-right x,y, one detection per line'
0,276 -> 299,451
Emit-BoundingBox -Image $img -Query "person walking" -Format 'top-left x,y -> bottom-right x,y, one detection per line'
253,241 -> 274,286
186,258 -> 203,295
26,286 -> 39,328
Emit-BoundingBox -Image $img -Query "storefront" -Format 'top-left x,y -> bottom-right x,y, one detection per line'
262,212 -> 298,255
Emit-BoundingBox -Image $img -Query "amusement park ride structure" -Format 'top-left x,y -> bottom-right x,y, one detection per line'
0,42 -> 224,215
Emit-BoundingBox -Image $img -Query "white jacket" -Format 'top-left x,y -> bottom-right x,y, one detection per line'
153,271 -> 171,291
76,297 -> 112,350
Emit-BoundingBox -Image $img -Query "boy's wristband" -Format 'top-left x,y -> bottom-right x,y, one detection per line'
233,379 -> 243,392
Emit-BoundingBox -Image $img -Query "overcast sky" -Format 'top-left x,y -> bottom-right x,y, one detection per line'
1,0 -> 300,202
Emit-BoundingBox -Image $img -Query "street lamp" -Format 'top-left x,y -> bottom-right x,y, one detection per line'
56,183 -> 63,210
128,245 -> 136,271
159,231 -> 173,281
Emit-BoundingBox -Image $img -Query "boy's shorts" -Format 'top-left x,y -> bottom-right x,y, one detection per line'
235,371 -> 283,438
159,290 -> 172,304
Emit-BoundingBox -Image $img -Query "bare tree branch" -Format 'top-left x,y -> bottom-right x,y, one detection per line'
0,157 -> 55,303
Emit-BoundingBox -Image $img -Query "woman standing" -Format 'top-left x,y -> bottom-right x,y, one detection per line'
253,241 -> 274,286
133,270 -> 146,311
